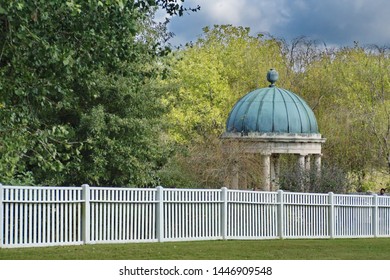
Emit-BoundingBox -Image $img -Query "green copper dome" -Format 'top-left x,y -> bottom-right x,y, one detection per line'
226,70 -> 319,134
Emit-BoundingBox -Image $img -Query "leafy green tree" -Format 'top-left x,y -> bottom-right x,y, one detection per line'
302,45 -> 390,179
0,0 -> 193,186
158,25 -> 288,187
161,25 -> 287,144
160,27 -> 389,191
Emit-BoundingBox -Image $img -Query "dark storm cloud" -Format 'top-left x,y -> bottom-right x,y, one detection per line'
161,0 -> 390,47
274,0 -> 390,46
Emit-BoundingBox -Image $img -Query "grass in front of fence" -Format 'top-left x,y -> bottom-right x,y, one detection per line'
1,238 -> 390,260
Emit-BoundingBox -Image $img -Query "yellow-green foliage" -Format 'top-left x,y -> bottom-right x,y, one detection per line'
160,29 -> 389,190
302,46 -> 390,174
162,25 -> 286,144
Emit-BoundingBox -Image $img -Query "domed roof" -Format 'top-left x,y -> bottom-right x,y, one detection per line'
226,69 -> 319,134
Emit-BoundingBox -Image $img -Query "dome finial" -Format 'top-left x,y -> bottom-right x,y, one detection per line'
267,68 -> 279,87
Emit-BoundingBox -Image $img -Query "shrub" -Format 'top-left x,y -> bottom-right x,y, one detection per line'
279,164 -> 351,193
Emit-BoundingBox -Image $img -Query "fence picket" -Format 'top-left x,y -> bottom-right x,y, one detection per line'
1,186 -> 390,248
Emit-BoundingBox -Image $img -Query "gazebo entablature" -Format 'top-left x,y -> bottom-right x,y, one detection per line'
222,132 -> 325,154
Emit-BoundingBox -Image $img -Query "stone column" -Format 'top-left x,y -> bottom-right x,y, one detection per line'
305,155 -> 311,171
298,154 -> 307,192
313,154 -> 322,193
271,154 -> 280,191
231,160 -> 239,189
270,156 -> 275,189
262,153 -> 271,191
314,154 -> 322,174
298,154 -> 306,170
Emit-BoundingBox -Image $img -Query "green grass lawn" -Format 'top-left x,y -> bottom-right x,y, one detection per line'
1,238 -> 390,260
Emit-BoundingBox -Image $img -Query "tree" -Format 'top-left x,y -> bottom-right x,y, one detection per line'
0,0 -> 194,186
158,25 -> 287,188
301,44 -> 390,190
161,25 -> 287,144
160,26 -> 390,191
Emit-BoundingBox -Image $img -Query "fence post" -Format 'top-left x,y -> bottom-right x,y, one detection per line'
0,184 -> 3,248
82,184 -> 90,244
277,190 -> 284,239
329,192 -> 335,238
373,194 -> 378,238
221,187 -> 228,240
156,186 -> 164,242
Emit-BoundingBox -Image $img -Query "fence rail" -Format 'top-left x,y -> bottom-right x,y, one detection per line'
1,184 -> 390,248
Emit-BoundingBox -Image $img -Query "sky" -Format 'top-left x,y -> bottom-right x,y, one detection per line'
157,0 -> 390,48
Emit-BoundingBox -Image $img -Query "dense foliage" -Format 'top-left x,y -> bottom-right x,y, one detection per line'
158,26 -> 389,192
0,1 -> 191,186
161,25 -> 286,144
1,2 -> 388,193
302,46 -> 390,177
278,164 -> 350,194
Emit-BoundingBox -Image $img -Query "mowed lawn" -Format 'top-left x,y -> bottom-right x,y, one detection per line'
1,238 -> 390,260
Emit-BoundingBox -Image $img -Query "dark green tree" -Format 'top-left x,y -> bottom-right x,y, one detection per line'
0,1 -> 196,186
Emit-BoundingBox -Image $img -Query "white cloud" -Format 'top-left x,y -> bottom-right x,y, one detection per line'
206,0 -> 247,25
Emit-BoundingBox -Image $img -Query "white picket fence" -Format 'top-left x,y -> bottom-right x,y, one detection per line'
1,184 -> 390,248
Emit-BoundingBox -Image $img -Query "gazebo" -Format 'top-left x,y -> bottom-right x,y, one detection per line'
221,69 -> 326,191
